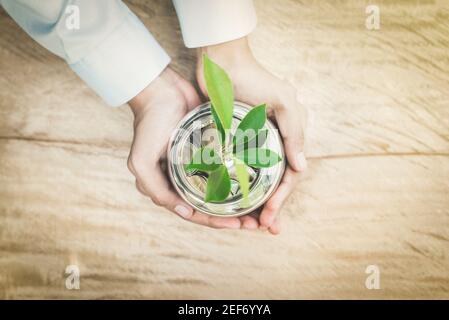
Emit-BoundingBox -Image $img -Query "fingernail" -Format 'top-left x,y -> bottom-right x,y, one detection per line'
262,215 -> 276,228
175,205 -> 192,218
243,221 -> 258,230
296,152 -> 307,171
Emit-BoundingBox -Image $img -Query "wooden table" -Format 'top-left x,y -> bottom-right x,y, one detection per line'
0,0 -> 448,299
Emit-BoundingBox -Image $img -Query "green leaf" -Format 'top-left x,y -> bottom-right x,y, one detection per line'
211,104 -> 225,145
203,54 -> 234,130
186,147 -> 221,172
205,165 -> 231,202
233,129 -> 268,153
235,148 -> 282,168
233,157 -> 250,206
233,104 -> 267,147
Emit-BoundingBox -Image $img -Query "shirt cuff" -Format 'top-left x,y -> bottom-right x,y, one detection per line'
69,11 -> 170,107
173,0 -> 257,48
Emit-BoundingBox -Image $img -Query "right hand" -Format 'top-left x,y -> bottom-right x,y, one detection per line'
127,67 -> 260,230
196,38 -> 308,234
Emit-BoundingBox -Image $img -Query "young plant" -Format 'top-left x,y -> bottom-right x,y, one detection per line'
186,54 -> 282,203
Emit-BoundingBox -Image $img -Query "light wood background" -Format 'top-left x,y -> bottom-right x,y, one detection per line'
1,0 -> 448,299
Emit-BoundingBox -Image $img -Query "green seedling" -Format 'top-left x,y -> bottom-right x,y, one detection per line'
186,54 -> 282,203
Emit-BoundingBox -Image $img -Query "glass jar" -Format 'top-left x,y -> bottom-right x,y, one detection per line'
167,101 -> 285,217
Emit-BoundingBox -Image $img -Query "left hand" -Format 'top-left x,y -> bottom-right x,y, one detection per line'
128,67 -> 255,230
196,37 -> 308,234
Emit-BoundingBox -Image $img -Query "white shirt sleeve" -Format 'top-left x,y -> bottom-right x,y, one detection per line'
172,0 -> 257,48
1,0 -> 170,106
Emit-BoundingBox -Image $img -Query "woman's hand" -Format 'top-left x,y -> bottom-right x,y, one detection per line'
196,37 -> 308,234
128,67 -> 261,230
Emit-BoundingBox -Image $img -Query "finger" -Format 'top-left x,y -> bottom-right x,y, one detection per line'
240,214 -> 259,230
188,211 -> 241,229
133,157 -> 194,219
275,94 -> 307,172
259,166 -> 299,229
268,215 -> 281,235
137,161 -> 241,229
135,180 -> 145,195
127,155 -> 137,176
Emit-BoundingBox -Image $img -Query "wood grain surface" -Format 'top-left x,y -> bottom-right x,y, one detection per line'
0,0 -> 448,299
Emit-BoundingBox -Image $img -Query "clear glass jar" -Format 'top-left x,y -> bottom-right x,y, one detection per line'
167,101 -> 285,217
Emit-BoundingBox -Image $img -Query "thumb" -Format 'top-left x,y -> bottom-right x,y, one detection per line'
275,106 -> 307,172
